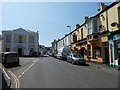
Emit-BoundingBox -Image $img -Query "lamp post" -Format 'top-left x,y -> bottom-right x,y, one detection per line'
67,26 -> 71,50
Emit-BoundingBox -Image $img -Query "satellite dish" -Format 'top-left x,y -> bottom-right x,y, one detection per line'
111,22 -> 117,27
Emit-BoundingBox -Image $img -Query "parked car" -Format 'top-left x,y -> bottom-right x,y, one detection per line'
67,53 -> 86,65
32,52 -> 39,57
2,52 -> 19,65
56,53 -> 62,59
56,48 -> 63,59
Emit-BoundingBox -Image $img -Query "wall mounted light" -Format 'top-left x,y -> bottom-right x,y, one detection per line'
111,22 -> 120,28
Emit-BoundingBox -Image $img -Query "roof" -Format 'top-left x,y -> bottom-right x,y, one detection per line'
2,28 -> 37,33
56,1 -> 120,43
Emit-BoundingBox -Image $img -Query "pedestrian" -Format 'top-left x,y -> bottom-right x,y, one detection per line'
39,52 -> 41,58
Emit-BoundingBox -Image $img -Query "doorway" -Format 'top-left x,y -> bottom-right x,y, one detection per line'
104,42 -> 109,64
18,48 -> 22,56
81,50 -> 84,58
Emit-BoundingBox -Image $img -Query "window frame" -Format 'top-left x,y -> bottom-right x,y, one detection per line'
19,35 -> 22,43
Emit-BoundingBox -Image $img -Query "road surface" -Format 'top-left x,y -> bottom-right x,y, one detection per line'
8,56 -> 118,88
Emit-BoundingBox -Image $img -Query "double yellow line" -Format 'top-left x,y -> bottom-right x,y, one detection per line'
0,63 -> 20,90
7,69 -> 20,90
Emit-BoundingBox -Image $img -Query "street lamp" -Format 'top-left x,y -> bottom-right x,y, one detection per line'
67,26 -> 71,50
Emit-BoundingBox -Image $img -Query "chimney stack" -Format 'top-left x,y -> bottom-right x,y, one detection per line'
99,3 -> 108,12
76,24 -> 80,29
84,16 -> 89,23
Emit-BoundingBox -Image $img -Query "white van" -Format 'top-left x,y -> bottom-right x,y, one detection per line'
61,46 -> 71,60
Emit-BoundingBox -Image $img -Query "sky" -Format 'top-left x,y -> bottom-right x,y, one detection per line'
0,2 -> 112,47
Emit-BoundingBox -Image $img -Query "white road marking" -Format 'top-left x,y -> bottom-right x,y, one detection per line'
26,68 -> 29,71
2,68 -> 10,80
32,59 -> 36,62
22,72 -> 25,75
18,58 -> 39,78
24,70 -> 27,73
8,70 -> 20,89
18,75 -> 21,78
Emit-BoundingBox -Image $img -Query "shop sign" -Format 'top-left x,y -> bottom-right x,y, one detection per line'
106,32 -> 111,36
113,34 -> 120,40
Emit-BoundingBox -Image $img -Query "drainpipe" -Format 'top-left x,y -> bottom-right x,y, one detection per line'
106,10 -> 109,32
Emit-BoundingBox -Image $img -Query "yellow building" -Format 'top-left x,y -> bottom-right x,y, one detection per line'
52,1 -> 120,66
86,2 -> 120,65
71,2 -> 120,65
71,23 -> 88,60
105,2 -> 120,67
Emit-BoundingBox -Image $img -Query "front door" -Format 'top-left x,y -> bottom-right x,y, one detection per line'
104,42 -> 109,64
18,48 -> 22,56
81,50 -> 84,58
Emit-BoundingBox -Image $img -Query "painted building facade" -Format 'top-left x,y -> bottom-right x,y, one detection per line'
2,28 -> 39,56
106,2 -> 120,67
51,1 -> 120,67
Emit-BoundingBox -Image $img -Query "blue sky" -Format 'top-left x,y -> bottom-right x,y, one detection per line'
1,2 -> 112,47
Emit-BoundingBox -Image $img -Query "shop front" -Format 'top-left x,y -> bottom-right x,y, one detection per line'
107,30 -> 120,67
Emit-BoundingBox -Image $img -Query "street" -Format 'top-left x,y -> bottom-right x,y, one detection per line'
6,56 -> 118,88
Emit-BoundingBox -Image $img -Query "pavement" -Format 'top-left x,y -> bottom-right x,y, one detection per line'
86,61 -> 118,75
0,64 -> 11,89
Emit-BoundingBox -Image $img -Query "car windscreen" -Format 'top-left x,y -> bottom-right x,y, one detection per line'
5,53 -> 18,58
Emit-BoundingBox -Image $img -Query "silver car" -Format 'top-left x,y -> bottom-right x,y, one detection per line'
67,53 -> 86,64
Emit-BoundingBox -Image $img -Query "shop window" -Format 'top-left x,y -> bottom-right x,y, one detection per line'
98,48 -> 101,57
114,40 -> 120,60
93,35 -> 98,39
93,49 -> 97,59
87,45 -> 91,56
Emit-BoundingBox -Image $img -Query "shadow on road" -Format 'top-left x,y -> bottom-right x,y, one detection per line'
73,63 -> 90,66
3,64 -> 21,68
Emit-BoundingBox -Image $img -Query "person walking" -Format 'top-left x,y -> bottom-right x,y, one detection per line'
39,52 -> 41,58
